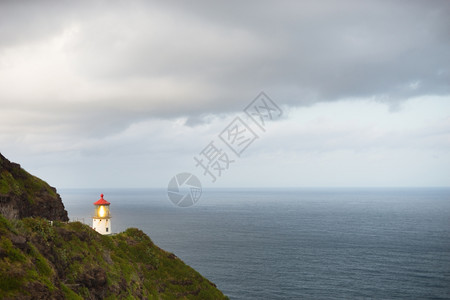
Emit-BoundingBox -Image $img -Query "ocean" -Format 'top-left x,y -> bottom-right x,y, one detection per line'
61,188 -> 450,299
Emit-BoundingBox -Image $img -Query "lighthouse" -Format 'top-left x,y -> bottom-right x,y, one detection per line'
92,194 -> 111,235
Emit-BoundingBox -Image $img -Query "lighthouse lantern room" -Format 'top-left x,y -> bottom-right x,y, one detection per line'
92,194 -> 111,235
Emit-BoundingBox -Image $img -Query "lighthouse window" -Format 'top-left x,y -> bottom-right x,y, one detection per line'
106,227 -> 109,232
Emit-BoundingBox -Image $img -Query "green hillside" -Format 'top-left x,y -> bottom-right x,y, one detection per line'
0,215 -> 227,299
0,153 -> 68,221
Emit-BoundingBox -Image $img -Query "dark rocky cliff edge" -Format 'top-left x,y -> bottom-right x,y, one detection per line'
0,153 -> 228,299
0,153 -> 68,221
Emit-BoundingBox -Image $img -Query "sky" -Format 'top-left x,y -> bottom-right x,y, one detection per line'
0,0 -> 449,189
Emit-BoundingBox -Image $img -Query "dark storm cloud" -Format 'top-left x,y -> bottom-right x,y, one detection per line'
0,1 -> 449,189
158,0 -> 450,103
0,0 -> 449,133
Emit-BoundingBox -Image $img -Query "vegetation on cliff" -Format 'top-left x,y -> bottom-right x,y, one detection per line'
0,153 -> 68,221
0,153 -> 226,298
0,215 -> 227,299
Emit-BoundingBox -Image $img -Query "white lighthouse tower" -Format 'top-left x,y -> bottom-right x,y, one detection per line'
92,194 -> 111,235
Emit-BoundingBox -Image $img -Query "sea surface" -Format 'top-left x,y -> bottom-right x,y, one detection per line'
61,188 -> 450,299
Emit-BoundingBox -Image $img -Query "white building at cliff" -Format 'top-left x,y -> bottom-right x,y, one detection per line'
92,194 -> 111,235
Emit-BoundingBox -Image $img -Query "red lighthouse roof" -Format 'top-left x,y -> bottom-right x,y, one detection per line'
93,194 -> 110,205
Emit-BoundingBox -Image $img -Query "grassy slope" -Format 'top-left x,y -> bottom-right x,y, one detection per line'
0,215 -> 227,299
0,162 -> 57,202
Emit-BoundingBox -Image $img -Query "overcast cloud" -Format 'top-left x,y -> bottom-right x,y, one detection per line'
0,1 -> 449,188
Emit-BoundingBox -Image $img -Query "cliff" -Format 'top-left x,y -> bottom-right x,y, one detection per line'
0,153 -> 68,221
0,153 -> 227,299
0,216 -> 227,299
